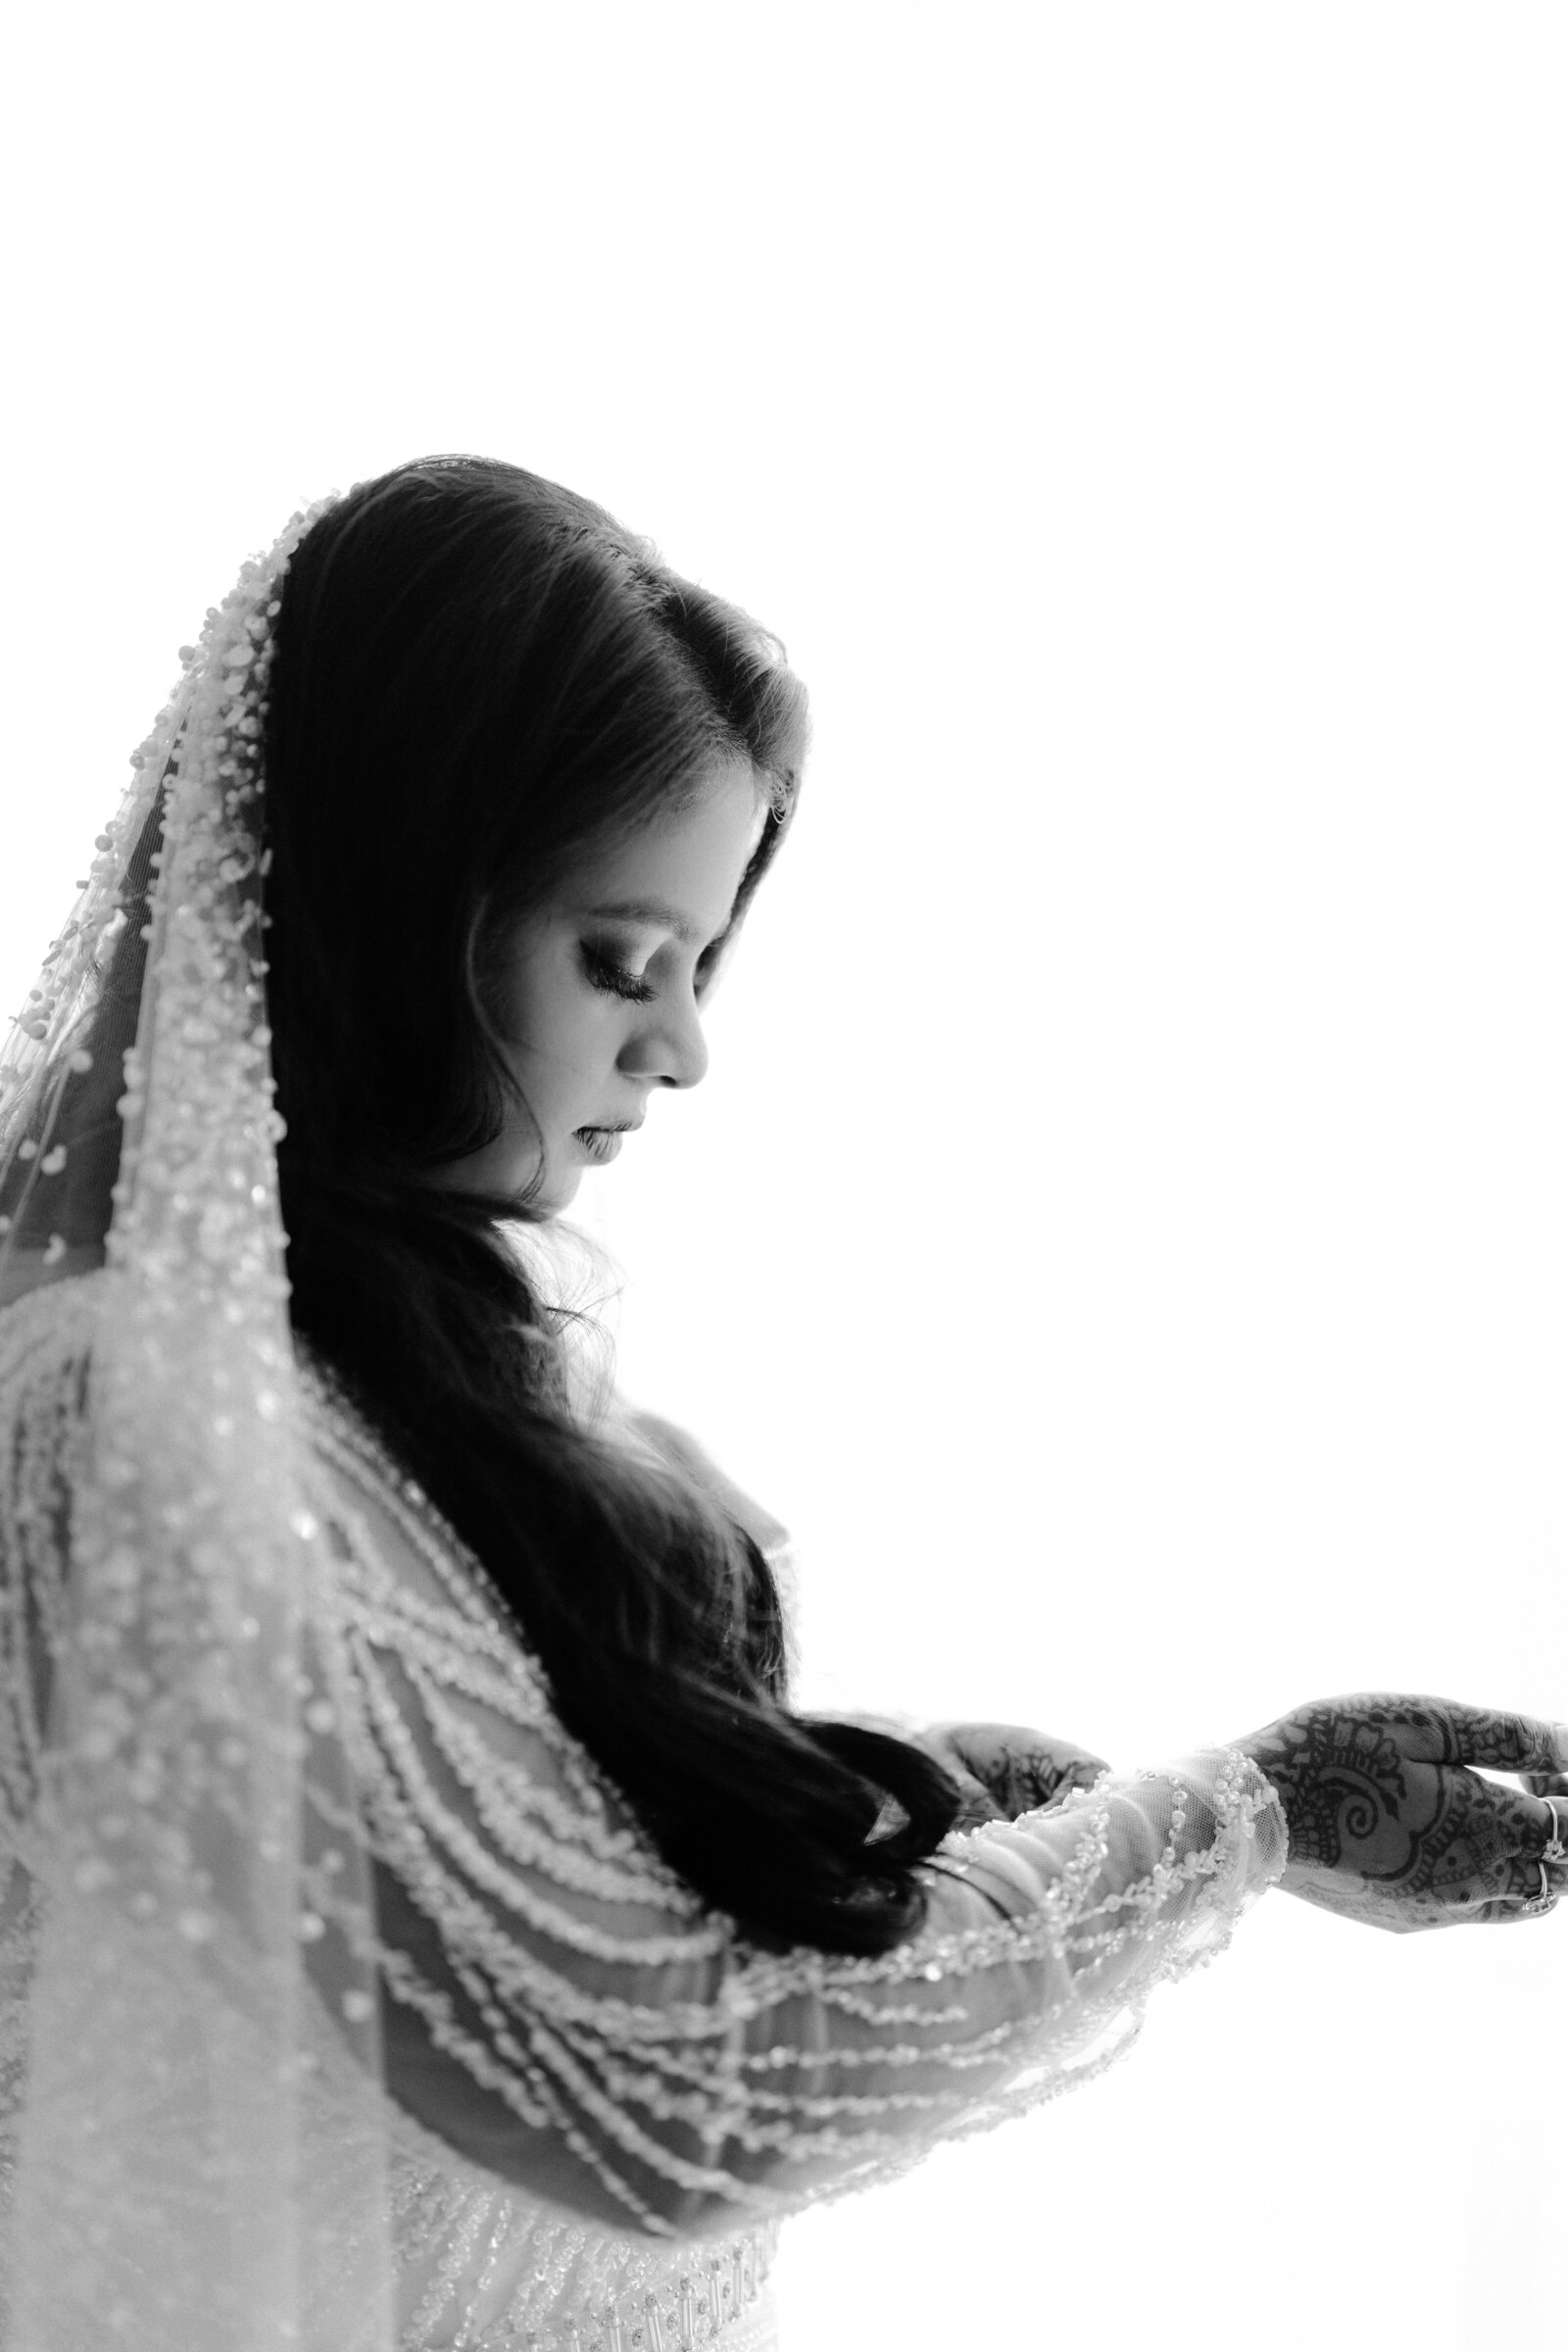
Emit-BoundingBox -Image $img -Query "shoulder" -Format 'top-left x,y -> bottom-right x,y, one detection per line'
292,1345 -> 548,1672
292,1348 -> 681,1897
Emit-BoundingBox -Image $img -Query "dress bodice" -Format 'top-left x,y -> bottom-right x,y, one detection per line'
298,1997 -> 780,2351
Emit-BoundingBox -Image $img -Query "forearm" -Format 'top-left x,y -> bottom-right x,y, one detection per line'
663,1746 -> 1289,2227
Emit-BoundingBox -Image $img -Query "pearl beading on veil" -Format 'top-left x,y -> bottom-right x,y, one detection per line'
0,489 -> 416,2352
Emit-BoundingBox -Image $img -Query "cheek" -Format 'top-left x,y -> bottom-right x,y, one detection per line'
503,951 -> 612,1087
496,949 -> 567,1060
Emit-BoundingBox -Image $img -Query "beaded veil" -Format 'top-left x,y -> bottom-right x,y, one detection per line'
0,496 -> 399,2350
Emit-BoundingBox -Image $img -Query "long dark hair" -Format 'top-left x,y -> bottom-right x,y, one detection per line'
262,455 -> 965,1954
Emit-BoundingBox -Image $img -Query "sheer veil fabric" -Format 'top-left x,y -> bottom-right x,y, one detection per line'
0,495 -> 399,2350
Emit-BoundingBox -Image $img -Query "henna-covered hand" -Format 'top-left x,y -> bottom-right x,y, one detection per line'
1235,1693 -> 1568,1933
912,1722 -> 1112,1829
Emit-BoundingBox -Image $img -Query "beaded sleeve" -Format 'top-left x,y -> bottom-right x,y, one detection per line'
0,1286 -> 1290,2254
290,1358 -> 1289,2241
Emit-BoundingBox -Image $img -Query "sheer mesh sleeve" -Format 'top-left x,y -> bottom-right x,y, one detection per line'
299,1364 -> 1290,2243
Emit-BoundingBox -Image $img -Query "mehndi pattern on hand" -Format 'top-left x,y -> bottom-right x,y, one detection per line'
1238,1693 -> 1568,1933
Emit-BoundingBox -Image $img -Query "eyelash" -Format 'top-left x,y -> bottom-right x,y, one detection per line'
582,946 -> 658,1004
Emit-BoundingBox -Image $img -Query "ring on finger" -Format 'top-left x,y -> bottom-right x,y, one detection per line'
1524,1860 -> 1558,1917
1544,1795 -> 1568,1868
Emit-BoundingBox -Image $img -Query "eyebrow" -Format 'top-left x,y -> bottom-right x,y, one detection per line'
578,898 -> 711,948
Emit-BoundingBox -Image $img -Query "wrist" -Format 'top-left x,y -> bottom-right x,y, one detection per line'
1232,1739 -> 1294,1856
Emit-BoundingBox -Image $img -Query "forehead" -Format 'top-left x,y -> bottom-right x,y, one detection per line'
567,761 -> 768,929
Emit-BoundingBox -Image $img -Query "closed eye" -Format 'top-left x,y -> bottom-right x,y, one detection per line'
581,946 -> 658,1004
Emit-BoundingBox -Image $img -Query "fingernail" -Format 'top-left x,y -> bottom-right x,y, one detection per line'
1553,1723 -> 1568,1769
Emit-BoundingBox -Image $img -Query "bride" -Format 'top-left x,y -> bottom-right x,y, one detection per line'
0,454 -> 1562,2352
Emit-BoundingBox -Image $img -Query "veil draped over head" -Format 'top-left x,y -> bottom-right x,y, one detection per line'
0,494 -> 401,2349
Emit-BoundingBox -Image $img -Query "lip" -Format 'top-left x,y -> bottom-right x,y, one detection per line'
574,1125 -> 637,1163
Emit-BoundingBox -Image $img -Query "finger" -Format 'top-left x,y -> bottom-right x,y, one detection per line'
1008,1751 -> 1105,1812
1467,1894 -> 1553,1927
1032,1760 -> 1108,1814
1494,1853 -> 1560,1929
1520,1770 -> 1568,1799
1445,1873 -> 1555,1928
938,1762 -> 1006,1830
1500,1787 -> 1568,1854
1350,1696 -> 1568,1775
1452,1707 -> 1568,1774
1469,1778 -> 1568,1872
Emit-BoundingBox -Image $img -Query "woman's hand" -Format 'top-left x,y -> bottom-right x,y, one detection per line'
1235,1693 -> 1568,1932
911,1721 -> 1112,1829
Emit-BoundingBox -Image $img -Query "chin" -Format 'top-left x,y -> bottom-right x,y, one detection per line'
536,1162 -> 584,1216
487,1151 -> 579,1222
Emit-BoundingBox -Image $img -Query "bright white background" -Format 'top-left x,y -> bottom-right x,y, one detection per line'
4,7 -> 1566,2344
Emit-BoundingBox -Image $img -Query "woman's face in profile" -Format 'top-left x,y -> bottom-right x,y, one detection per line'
442,759 -> 769,1215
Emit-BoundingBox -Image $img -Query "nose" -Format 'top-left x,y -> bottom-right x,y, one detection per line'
620,991 -> 709,1091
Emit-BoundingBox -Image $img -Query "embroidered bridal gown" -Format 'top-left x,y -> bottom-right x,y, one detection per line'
0,1272 -> 1289,2351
